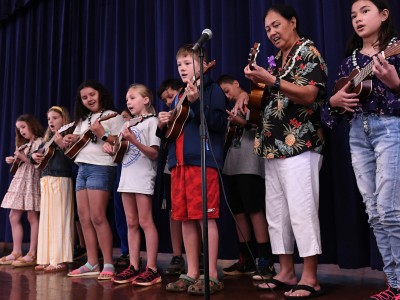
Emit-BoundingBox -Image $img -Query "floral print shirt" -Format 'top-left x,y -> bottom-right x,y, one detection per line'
321,39 -> 400,129
254,38 -> 328,159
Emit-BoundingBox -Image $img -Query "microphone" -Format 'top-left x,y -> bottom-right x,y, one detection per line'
192,29 -> 213,51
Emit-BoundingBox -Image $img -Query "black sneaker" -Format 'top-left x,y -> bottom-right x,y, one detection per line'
115,254 -> 130,267
252,257 -> 276,280
222,256 -> 255,276
73,245 -> 87,261
112,265 -> 141,284
165,256 -> 185,275
132,267 -> 162,286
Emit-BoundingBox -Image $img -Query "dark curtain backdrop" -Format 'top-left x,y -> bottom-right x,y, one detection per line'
1,0 -> 400,269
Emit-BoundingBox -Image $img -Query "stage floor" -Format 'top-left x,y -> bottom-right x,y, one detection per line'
0,251 -> 386,300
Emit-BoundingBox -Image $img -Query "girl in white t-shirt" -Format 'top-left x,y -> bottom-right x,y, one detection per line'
104,83 -> 161,286
63,80 -> 124,280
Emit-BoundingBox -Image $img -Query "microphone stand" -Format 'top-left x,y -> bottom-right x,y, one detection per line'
198,46 -> 210,300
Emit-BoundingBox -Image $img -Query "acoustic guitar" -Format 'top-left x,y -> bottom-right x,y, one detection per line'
247,42 -> 264,124
35,121 -> 75,170
165,60 -> 216,140
333,41 -> 400,102
112,114 -> 156,163
64,113 -> 118,159
10,144 -> 28,174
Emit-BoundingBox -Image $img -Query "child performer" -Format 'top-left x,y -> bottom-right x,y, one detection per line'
104,83 -> 161,286
1,114 -> 44,267
64,80 -> 124,279
322,1 -> 400,299
31,106 -> 74,272
158,44 -> 227,295
217,75 -> 275,280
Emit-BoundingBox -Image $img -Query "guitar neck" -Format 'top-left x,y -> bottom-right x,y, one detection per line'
42,135 -> 56,151
354,42 -> 400,85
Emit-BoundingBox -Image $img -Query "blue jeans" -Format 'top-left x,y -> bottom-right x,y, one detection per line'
350,113 -> 400,288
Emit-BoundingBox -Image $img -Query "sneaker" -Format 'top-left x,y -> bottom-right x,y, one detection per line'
222,255 -> 255,276
165,256 -> 185,275
252,257 -> 276,280
112,265 -> 141,284
369,285 -> 398,300
132,267 -> 162,286
73,245 -> 87,261
115,253 -> 130,267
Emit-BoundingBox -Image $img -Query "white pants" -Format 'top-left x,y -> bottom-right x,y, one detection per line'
264,151 -> 322,257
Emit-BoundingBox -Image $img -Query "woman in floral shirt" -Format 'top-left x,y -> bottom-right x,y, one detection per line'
240,3 -> 328,298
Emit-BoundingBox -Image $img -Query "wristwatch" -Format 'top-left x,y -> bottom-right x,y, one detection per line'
271,76 -> 281,91
101,131 -> 109,141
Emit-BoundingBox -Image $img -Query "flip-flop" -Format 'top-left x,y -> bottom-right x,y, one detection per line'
284,284 -> 325,299
257,278 -> 293,291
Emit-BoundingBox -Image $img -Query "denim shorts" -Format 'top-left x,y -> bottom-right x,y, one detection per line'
76,163 -> 116,192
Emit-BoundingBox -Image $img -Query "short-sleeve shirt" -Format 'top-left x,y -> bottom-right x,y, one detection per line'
254,38 -> 328,159
73,110 -> 125,166
118,116 -> 160,195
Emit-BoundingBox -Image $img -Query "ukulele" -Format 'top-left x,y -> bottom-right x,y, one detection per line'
35,121 -> 75,170
64,112 -> 118,159
247,42 -> 264,124
165,60 -> 216,140
10,144 -> 28,174
333,41 -> 400,102
112,114 -> 156,163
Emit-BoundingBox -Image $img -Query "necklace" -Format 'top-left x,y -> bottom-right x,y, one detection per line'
276,38 -> 312,79
87,110 -> 104,143
352,37 -> 397,69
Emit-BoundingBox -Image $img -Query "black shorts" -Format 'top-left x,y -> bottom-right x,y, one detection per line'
226,174 -> 265,214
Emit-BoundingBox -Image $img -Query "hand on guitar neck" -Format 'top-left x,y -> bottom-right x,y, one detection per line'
8,144 -> 29,174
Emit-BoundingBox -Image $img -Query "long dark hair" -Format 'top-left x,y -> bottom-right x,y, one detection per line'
264,3 -> 304,38
73,80 -> 116,123
345,0 -> 397,56
15,114 -> 45,147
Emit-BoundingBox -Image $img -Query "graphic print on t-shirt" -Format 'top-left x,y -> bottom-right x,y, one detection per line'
122,127 -> 142,167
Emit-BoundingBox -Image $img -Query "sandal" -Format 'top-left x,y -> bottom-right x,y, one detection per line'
35,264 -> 49,271
0,252 -> 21,265
44,264 -> 66,273
98,263 -> 115,280
12,253 -> 37,267
166,274 -> 197,292
187,275 -> 224,295
67,262 -> 100,277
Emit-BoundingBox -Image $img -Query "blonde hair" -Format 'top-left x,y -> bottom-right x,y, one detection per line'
43,106 -> 72,141
128,83 -> 156,114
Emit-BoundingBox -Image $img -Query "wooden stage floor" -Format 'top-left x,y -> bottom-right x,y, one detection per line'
0,251 -> 387,300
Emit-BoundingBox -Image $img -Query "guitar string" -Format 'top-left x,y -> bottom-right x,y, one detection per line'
351,37 -> 397,86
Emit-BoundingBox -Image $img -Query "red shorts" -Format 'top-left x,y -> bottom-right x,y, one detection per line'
171,165 -> 220,221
